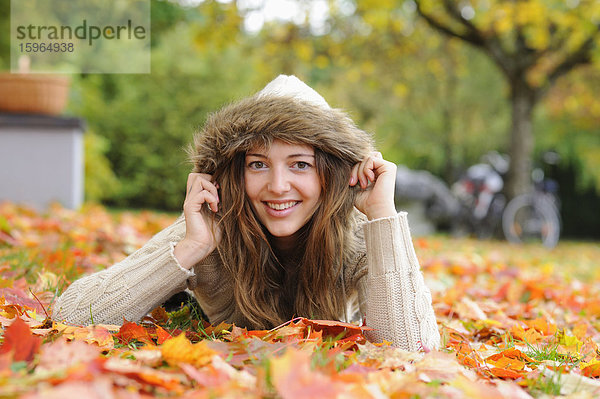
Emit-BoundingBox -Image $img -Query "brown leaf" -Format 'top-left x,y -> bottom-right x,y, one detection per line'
150,307 -> 169,324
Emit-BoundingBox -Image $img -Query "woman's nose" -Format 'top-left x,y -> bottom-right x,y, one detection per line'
267,167 -> 291,194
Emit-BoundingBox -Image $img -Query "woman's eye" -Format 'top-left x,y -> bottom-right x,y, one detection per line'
248,161 -> 265,169
295,161 -> 311,170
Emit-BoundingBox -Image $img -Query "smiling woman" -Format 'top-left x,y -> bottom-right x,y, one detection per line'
51,75 -> 440,351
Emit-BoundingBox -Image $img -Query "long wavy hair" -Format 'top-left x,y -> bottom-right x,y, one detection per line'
208,138 -> 359,329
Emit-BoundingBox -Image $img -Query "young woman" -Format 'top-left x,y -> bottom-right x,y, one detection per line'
52,75 -> 440,351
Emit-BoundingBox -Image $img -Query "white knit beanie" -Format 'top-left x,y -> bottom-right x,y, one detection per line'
257,74 -> 331,110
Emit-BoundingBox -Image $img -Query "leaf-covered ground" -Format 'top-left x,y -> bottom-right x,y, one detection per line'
1,202 -> 600,398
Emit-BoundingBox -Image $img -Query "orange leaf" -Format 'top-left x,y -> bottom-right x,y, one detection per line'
86,325 -> 115,349
104,357 -> 184,393
488,367 -> 525,379
509,324 -> 543,344
524,318 -> 557,336
203,320 -> 233,336
0,317 -> 41,362
155,325 -> 172,345
53,323 -> 116,350
582,362 -> 600,378
246,329 -> 269,338
488,356 -> 525,371
486,348 -> 536,364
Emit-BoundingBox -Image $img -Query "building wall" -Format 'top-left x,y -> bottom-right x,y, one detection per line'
0,114 -> 84,210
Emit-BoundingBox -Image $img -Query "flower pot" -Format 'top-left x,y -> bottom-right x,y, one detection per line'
0,73 -> 70,116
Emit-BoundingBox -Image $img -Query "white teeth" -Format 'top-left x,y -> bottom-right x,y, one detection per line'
266,201 -> 298,210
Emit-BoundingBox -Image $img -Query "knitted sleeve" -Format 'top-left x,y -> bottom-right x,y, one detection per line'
358,212 -> 440,351
51,216 -> 194,326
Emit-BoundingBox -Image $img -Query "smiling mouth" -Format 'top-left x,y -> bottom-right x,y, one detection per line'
265,201 -> 299,210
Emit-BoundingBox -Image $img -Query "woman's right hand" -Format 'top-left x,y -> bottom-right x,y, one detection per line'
173,173 -> 222,270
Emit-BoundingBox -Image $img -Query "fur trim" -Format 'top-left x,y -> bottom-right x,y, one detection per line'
190,94 -> 374,173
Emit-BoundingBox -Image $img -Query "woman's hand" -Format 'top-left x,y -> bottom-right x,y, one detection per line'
174,173 -> 222,270
350,152 -> 398,220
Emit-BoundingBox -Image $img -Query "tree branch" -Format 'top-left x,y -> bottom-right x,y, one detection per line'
441,0 -> 486,45
415,0 -> 517,77
544,32 -> 599,91
414,0 -> 484,47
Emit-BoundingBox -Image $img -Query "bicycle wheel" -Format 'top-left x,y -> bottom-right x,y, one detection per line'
502,193 -> 561,248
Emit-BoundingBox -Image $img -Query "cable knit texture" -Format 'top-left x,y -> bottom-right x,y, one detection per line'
52,212 -> 440,351
362,212 -> 440,351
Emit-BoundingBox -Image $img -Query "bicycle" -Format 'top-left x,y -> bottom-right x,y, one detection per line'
502,161 -> 561,248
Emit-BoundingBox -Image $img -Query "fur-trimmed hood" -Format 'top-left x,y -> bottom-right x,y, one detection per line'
190,76 -> 374,174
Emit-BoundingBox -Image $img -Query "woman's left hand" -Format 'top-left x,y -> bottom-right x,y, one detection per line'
350,152 -> 398,220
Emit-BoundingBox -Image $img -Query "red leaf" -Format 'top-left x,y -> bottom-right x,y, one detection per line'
0,288 -> 45,314
302,318 -> 373,331
114,320 -> 153,345
0,317 -> 42,362
337,333 -> 367,346
299,318 -> 372,340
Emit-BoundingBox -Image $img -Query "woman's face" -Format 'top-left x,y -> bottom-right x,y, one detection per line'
244,140 -> 322,244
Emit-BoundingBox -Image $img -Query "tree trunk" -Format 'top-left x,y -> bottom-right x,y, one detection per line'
506,80 -> 537,199
441,41 -> 458,185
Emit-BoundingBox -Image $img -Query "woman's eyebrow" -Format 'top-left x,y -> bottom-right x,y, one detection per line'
288,153 -> 315,158
246,153 -> 268,158
245,153 -> 315,158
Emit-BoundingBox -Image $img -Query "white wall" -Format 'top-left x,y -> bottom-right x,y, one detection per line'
0,120 -> 84,210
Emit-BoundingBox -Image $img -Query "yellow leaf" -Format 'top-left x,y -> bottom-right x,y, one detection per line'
160,333 -> 216,368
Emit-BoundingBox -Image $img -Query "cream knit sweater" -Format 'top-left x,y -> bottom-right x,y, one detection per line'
52,212 -> 440,351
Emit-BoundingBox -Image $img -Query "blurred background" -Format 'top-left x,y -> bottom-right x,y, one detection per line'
0,0 -> 598,240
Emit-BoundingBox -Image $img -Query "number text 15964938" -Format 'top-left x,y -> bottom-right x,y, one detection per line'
19,43 -> 74,53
